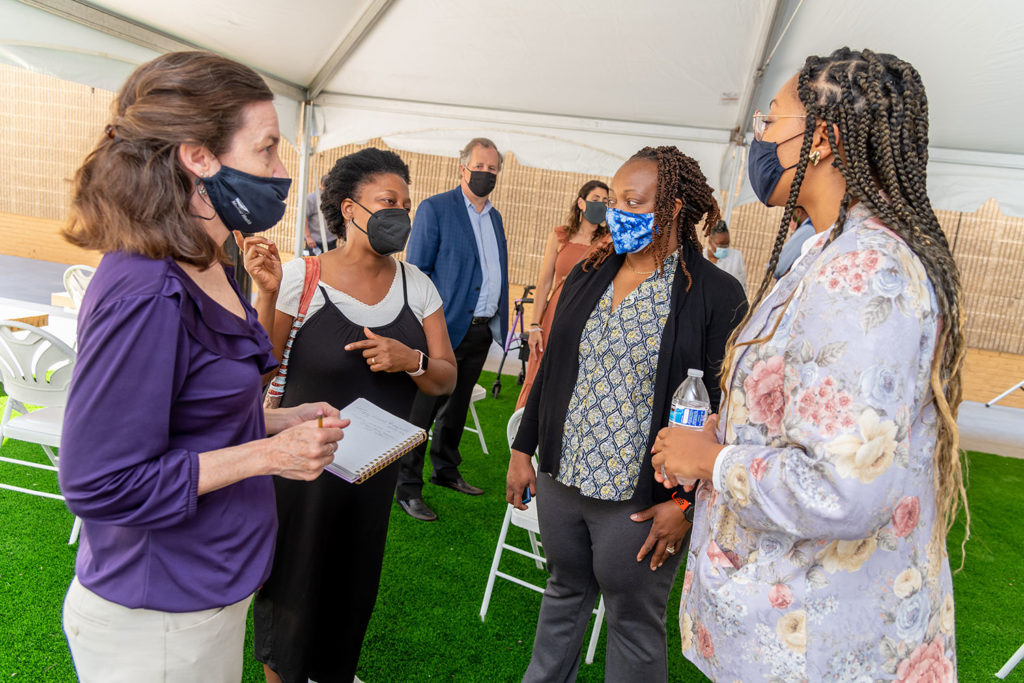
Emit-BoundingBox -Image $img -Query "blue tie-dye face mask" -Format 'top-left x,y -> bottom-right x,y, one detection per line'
605,207 -> 657,254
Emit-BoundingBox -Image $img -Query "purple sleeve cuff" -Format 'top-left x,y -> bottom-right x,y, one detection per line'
185,450 -> 200,518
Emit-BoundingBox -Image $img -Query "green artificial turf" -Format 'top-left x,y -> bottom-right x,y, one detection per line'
0,372 -> 1021,681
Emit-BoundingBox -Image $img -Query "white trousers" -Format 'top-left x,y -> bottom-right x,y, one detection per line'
63,577 -> 252,683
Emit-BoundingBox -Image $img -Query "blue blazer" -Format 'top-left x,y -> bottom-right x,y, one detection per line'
406,186 -> 509,348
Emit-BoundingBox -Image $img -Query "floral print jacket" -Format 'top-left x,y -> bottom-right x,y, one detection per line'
681,204 -> 956,682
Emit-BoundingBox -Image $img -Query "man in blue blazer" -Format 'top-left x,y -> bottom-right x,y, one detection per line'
397,138 -> 509,521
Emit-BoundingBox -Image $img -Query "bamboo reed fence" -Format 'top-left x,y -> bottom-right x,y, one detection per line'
2,64 -> 1021,355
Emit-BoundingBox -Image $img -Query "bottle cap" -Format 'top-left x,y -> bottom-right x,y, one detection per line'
687,368 -> 704,378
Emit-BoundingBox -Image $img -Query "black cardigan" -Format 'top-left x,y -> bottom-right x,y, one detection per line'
512,245 -> 749,506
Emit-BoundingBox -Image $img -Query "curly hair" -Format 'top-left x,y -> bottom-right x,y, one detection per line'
320,148 -> 411,240
564,179 -> 610,240
721,48 -> 968,563
585,146 -> 720,291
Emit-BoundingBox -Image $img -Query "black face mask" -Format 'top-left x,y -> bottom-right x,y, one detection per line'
582,200 -> 607,225
351,201 -> 411,256
467,170 -> 497,197
200,164 -> 291,232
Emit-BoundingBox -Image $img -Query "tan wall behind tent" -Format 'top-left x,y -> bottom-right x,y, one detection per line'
2,65 -> 1023,373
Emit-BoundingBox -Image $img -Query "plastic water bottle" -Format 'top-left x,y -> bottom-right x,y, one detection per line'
670,368 -> 711,430
665,368 -> 711,486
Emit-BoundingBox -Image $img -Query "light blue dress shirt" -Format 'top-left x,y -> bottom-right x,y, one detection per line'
774,218 -> 815,279
462,189 -> 502,318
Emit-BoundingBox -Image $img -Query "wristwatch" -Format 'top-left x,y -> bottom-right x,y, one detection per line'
671,491 -> 695,523
407,350 -> 429,377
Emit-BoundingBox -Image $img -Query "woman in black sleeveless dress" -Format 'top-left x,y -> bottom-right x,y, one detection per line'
249,148 -> 456,683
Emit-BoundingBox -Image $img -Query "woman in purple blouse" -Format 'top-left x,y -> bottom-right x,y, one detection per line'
57,52 -> 347,682
653,49 -> 967,680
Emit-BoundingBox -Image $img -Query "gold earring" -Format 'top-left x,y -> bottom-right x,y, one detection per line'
809,150 -> 821,166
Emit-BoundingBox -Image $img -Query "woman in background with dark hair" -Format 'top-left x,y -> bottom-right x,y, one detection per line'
58,51 -> 345,682
251,148 -> 456,683
654,48 -> 967,680
516,179 -> 610,411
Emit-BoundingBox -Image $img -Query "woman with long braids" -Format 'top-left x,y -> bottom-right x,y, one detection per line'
653,48 -> 967,680
507,146 -> 747,681
516,179 -> 611,411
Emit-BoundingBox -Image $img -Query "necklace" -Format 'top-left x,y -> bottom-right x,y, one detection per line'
627,260 -> 658,276
628,250 -> 679,277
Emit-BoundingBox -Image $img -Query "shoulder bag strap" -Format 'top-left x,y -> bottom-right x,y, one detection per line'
264,256 -> 322,408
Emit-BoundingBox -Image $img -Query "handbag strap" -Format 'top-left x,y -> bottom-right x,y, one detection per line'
296,255 -> 321,316
264,256 -> 322,407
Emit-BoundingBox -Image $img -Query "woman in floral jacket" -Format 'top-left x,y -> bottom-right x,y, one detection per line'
652,48 -> 966,681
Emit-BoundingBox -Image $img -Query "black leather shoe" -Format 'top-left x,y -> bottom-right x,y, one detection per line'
398,497 -> 437,522
430,475 -> 484,496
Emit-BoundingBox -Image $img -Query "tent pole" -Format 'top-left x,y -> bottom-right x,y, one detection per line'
307,0 -> 395,100
293,100 -> 313,257
722,145 -> 745,227
722,0 -> 804,217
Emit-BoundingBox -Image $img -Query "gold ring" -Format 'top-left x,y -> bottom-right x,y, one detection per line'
666,545 -> 677,555
370,357 -> 376,364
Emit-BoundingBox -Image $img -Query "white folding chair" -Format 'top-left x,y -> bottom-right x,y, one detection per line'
997,642 -> 1024,678
986,379 -> 1024,407
463,383 -> 489,454
479,408 -> 606,665
428,383 -> 490,454
0,321 -> 81,544
62,264 -> 96,310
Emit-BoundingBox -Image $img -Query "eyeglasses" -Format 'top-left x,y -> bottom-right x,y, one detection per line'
752,110 -> 806,142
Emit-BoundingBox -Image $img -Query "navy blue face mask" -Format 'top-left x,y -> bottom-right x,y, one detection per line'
201,165 -> 292,233
747,131 -> 802,206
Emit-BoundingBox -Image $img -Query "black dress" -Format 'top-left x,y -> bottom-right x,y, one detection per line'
254,263 -> 427,683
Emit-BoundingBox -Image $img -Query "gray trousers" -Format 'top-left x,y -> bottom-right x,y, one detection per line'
523,474 -> 684,683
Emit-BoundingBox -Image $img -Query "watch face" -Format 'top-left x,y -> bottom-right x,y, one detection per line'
421,352 -> 429,372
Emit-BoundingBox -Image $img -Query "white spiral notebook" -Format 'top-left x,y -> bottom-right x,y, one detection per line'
327,398 -> 426,484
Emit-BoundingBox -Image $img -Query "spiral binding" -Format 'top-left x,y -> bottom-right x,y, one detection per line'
350,430 -> 426,484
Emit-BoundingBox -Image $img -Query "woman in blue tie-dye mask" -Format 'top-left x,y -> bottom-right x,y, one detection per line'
506,146 -> 748,682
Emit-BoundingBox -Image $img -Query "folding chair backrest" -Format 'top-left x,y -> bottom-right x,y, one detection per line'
507,408 -> 525,449
507,407 -> 541,472
63,265 -> 96,309
0,321 -> 76,408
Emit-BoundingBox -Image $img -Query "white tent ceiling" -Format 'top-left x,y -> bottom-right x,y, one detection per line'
4,0 -> 1024,237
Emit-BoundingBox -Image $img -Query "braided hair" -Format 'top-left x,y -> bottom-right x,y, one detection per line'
585,146 -> 720,291
721,48 -> 968,562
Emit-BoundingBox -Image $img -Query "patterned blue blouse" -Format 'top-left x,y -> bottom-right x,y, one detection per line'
557,254 -> 677,500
